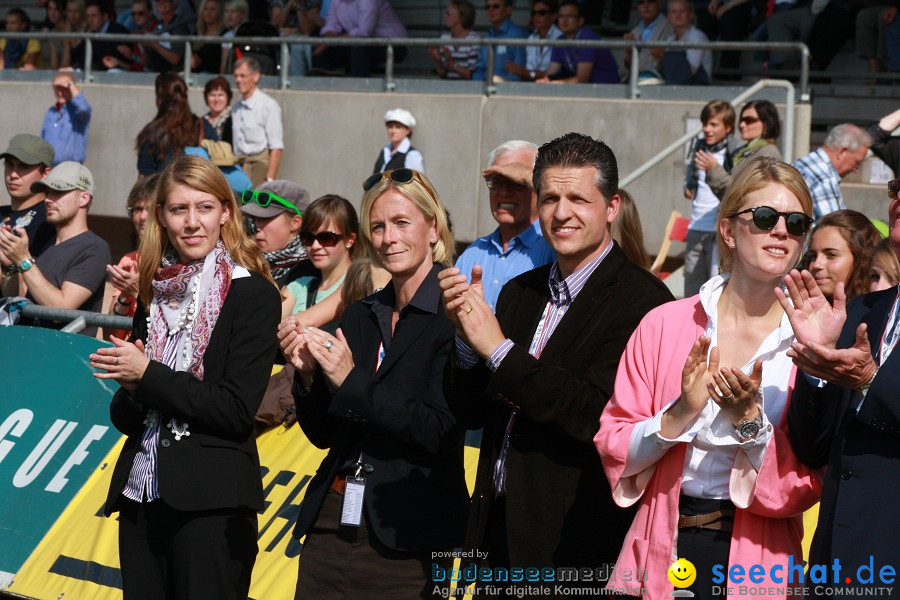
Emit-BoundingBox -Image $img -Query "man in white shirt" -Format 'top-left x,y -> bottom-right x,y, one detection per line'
231,57 -> 284,186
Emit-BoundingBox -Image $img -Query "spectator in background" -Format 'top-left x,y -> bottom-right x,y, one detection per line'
136,73 -> 202,177
0,162 -> 110,338
1,135 -> 56,259
219,0 -> 248,73
454,140 -> 555,311
201,76 -> 233,144
341,255 -> 391,306
537,0 -> 618,83
62,0 -> 88,70
1,8 -> 42,70
623,0 -> 674,83
804,209 -> 882,303
373,109 -> 424,174
274,0 -> 329,76
84,0 -> 132,71
612,189 -> 651,269
192,0 -> 225,73
102,175 -> 158,341
683,99 -> 734,297
792,123 -> 871,219
704,0 -> 767,72
868,106 -> 900,177
231,57 -> 284,185
856,2 -> 900,75
762,1 -> 821,69
428,0 -> 480,79
42,73 -> 91,166
473,0 -> 529,81
41,0 -> 67,70
104,0 -> 157,71
662,0 -> 712,85
504,0 -> 561,81
870,236 -> 900,291
312,0 -> 408,77
145,0 -> 189,73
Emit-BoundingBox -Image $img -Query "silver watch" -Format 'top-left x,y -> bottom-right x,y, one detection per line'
735,413 -> 763,439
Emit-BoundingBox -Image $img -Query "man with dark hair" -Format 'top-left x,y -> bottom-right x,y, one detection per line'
0,8 -> 42,70
1,134 -> 56,259
440,132 -> 673,595
232,57 -> 284,186
83,0 -> 131,71
538,0 -> 618,83
144,0 -> 189,73
472,0 -> 529,81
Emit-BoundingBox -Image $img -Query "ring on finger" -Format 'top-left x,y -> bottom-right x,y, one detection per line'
324,339 -> 334,350
115,357 -> 119,366
722,393 -> 735,401
463,305 -> 473,315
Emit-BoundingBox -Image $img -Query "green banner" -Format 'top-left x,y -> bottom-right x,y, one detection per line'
0,327 -> 118,589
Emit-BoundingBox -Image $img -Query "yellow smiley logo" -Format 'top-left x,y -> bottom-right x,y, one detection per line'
667,558 -> 697,588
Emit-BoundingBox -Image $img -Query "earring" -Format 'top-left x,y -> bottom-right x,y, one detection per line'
729,242 -> 736,248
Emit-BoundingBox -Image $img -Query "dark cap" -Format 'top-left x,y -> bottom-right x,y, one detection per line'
0,134 -> 55,167
241,180 -> 310,218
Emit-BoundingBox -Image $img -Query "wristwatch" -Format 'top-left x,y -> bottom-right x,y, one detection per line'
2,264 -> 17,276
735,413 -> 763,440
529,70 -> 536,80
17,258 -> 34,273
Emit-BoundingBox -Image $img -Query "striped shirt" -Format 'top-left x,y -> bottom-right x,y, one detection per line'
439,30 -> 481,79
791,147 -> 845,219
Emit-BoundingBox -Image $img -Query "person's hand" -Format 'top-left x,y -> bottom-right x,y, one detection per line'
716,2 -> 730,17
788,323 -> 878,388
482,162 -> 534,189
505,60 -> 524,78
103,55 -> 121,69
708,359 -> 763,426
90,337 -> 150,394
623,32 -> 635,40
694,150 -> 718,172
0,226 -> 31,264
684,186 -> 695,200
107,263 -> 139,298
680,337 -> 717,415
774,269 -> 846,349
312,43 -> 327,56
536,76 -> 551,83
427,46 -> 441,61
439,265 -> 471,333
277,317 -> 317,376
442,266 -> 504,358
883,5 -> 898,23
304,327 -> 355,388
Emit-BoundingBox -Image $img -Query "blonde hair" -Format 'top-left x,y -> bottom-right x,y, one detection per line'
359,170 -> 455,269
872,237 -> 900,288
717,157 -> 813,273
138,155 -> 274,305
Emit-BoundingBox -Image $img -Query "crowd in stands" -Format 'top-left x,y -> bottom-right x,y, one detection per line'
4,0 -> 900,80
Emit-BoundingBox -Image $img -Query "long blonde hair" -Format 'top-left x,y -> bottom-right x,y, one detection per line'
138,156 -> 274,305
359,170 -> 455,269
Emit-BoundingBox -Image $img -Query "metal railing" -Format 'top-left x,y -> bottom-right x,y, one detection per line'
19,303 -> 132,334
2,31 -> 810,98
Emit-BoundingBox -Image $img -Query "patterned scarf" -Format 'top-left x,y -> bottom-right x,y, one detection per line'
684,134 -> 734,195
147,240 -> 234,380
733,137 -> 772,167
205,106 -> 232,141
263,233 -> 309,286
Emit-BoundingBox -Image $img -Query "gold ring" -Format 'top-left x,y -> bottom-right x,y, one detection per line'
464,305 -> 473,315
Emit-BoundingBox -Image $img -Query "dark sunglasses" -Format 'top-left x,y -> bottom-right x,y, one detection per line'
729,205 -> 813,236
240,189 -> 301,215
485,3 -> 502,8
889,179 -> 900,198
362,168 -> 416,191
300,231 -> 344,247
531,8 -> 550,15
740,115 -> 760,125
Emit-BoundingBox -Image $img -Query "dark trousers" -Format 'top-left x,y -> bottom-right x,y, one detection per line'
676,495 -> 733,600
312,44 -> 408,77
117,497 -> 258,600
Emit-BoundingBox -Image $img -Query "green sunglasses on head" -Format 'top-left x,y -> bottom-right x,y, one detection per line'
240,189 -> 302,216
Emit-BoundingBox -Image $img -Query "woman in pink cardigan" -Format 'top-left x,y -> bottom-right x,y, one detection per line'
595,158 -> 822,600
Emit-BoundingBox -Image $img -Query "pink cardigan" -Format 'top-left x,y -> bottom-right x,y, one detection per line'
594,297 -> 821,599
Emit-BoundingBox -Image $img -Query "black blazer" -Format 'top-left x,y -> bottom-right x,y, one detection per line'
292,264 -> 469,553
444,243 -> 674,569
105,272 -> 281,515
789,287 -> 900,586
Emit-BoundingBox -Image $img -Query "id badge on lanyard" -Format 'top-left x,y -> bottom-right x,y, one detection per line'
340,462 -> 366,527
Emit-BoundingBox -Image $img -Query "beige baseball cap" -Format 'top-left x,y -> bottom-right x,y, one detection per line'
31,161 -> 95,195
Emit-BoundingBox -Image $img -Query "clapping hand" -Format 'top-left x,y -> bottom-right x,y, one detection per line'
277,317 -> 317,381
303,327 -> 355,388
90,336 -> 150,394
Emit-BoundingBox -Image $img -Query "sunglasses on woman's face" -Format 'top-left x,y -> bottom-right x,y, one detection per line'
740,115 -> 760,125
240,189 -> 302,216
300,231 -> 344,247
531,8 -> 550,15
888,178 -> 900,199
729,205 -> 813,236
362,168 -> 417,191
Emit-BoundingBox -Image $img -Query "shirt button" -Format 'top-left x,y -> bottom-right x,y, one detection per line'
160,439 -> 171,448
840,469 -> 852,480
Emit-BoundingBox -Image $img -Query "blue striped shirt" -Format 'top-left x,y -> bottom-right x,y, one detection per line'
792,148 -> 845,220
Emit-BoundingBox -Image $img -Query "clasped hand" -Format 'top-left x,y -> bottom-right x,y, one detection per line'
90,336 -> 150,394
438,265 -> 506,359
277,317 -> 355,388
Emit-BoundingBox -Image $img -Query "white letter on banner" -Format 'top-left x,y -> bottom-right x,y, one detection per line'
13,420 -> 78,488
0,409 -> 33,464
45,425 -> 108,493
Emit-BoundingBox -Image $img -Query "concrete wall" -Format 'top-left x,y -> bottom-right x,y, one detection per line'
4,80 -> 857,264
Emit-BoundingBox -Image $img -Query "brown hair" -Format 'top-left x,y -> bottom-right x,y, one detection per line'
872,237 -> 900,289
805,209 -> 882,300
701,99 -> 735,133
341,256 -> 380,307
611,189 -> 650,269
138,156 -> 273,304
301,194 -> 361,260
450,0 -> 476,28
136,73 -> 201,163
203,75 -> 233,104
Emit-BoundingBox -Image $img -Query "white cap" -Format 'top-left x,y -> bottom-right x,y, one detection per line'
384,108 -> 416,129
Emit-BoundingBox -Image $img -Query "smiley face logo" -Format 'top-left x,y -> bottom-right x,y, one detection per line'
667,558 -> 697,588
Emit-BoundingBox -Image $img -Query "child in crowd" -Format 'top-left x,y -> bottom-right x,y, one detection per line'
372,108 -> 425,174
870,237 -> 900,292
683,99 -> 734,297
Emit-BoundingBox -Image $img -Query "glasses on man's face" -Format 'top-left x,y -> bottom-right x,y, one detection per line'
127,204 -> 150,216
740,115 -> 760,125
485,177 -> 528,192
531,8 -> 550,15
300,231 -> 344,247
889,178 -> 900,199
362,168 -> 417,191
729,205 -> 813,237
240,189 -> 302,215
485,3 -> 502,9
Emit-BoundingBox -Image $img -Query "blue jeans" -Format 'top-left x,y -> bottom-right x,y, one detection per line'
684,229 -> 717,298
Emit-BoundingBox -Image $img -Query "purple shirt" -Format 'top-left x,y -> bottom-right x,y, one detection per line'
320,0 -> 408,38
550,27 -> 618,84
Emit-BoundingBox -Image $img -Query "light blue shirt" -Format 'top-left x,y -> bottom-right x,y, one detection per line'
473,18 -> 530,81
41,93 -> 91,165
455,219 -> 556,312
